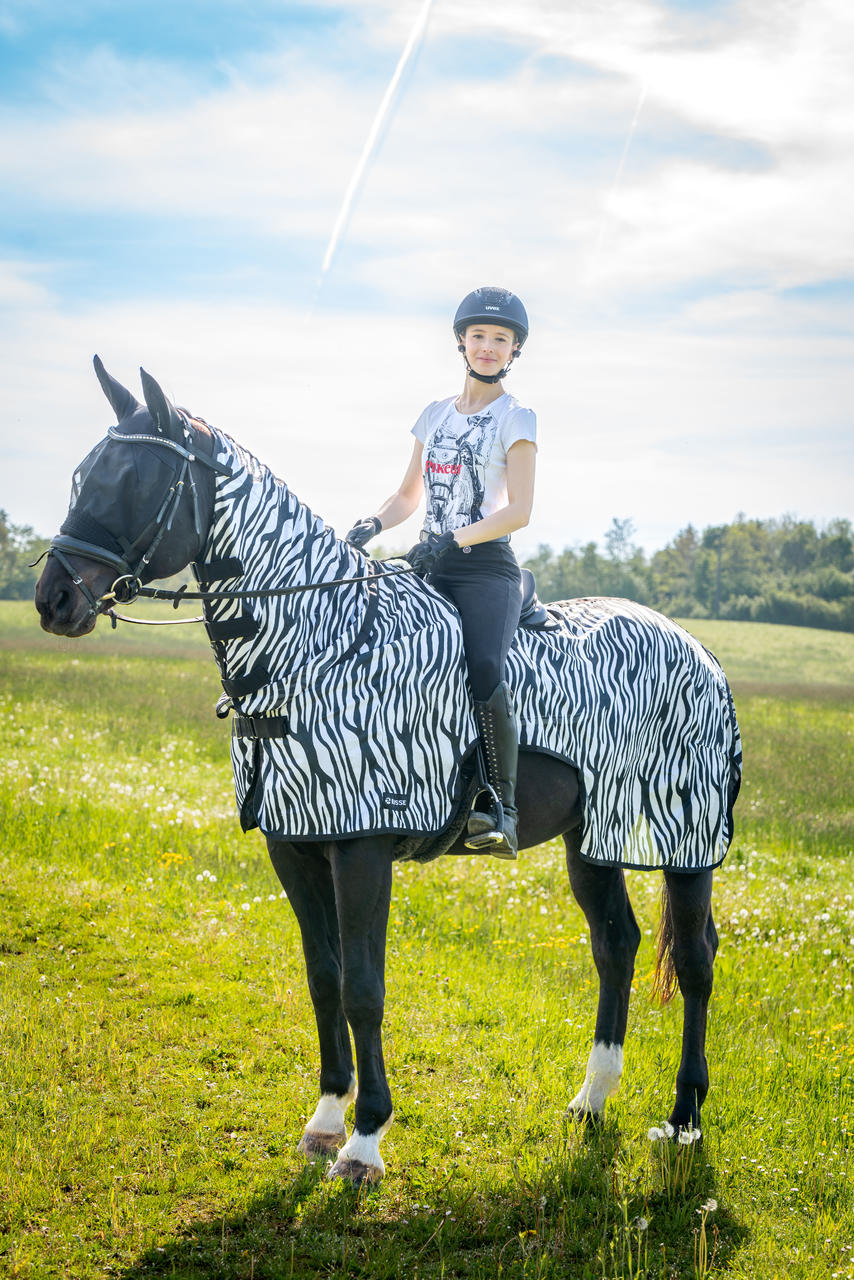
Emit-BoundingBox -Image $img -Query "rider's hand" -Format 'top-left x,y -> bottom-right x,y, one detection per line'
344,516 -> 382,550
403,531 -> 457,578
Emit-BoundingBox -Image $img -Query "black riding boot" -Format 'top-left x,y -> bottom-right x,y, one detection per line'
465,681 -> 519,859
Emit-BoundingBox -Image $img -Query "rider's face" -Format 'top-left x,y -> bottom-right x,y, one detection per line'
460,324 -> 518,375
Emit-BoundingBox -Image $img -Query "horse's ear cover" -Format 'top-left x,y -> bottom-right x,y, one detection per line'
139,367 -> 183,439
93,355 -> 141,422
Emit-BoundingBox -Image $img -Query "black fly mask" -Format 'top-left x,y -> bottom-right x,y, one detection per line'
47,357 -> 230,618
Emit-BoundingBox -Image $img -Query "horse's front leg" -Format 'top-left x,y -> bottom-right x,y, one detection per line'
327,835 -> 395,1185
664,868 -> 717,1133
266,839 -> 355,1158
564,829 -> 641,1119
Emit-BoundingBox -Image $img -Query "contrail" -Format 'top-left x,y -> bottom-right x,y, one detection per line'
319,0 -> 434,283
587,80 -> 648,281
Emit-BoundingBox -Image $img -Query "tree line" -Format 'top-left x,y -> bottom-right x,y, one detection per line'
0,512 -> 44,600
523,515 -> 854,632
3,508 -> 853,632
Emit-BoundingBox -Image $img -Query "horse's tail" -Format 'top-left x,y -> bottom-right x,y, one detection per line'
652,880 -> 678,1004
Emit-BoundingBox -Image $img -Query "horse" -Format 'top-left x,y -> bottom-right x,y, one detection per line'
35,359 -> 741,1186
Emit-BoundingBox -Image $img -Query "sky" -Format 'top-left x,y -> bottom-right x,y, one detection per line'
1,0 -> 852,560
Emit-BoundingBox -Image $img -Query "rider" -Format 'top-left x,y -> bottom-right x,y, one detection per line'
345,287 -> 537,858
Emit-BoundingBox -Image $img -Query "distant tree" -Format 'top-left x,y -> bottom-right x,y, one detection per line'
524,514 -> 854,633
0,510 -> 44,600
604,517 -> 637,564
816,518 -> 853,572
777,516 -> 819,574
649,525 -> 699,615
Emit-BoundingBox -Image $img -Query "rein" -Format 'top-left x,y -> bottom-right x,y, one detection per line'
47,419 -> 414,628
101,563 -> 415,628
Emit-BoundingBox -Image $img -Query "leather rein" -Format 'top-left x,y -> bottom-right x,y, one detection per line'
45,422 -> 413,628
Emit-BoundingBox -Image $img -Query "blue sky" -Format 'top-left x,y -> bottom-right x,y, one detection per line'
1,0 -> 852,557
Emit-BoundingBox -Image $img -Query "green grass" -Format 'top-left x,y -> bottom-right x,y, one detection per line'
1,603 -> 853,1278
674,616 -> 854,690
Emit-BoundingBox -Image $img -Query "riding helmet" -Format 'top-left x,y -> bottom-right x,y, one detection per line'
453,287 -> 529,348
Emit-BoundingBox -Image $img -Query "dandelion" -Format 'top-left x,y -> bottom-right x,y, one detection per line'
633,1216 -> 649,1232
699,1198 -> 717,1213
648,1127 -> 665,1141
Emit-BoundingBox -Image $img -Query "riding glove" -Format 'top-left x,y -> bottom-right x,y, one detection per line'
345,516 -> 382,550
403,530 -> 457,578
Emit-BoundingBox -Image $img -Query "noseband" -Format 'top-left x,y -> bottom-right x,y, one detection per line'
46,418 -> 232,622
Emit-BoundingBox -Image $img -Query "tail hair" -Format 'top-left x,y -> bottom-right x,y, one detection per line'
652,880 -> 678,1004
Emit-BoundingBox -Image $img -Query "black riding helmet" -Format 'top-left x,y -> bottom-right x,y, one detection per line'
453,287 -> 529,384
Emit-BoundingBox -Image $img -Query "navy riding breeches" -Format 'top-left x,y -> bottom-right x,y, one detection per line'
428,539 -> 522,701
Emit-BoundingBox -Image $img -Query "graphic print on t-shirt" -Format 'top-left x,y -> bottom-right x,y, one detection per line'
423,411 -> 500,534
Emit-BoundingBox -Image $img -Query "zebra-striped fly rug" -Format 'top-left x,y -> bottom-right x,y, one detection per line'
201,432 -> 741,871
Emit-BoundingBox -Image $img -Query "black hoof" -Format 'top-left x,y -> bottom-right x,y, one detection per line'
565,1107 -> 603,1129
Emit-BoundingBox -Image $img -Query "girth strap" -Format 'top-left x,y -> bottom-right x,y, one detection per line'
206,613 -> 259,641
196,556 -> 244,582
221,666 -> 271,698
233,714 -> 289,739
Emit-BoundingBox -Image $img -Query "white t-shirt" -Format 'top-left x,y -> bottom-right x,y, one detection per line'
411,392 -> 537,539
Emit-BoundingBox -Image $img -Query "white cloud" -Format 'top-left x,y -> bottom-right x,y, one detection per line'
0,260 -> 56,306
1,0 -> 852,560
1,286 -> 850,559
1,0 -> 851,314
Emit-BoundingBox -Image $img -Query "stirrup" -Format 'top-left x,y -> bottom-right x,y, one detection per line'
465,823 -> 518,859
466,782 -> 500,839
464,794 -> 518,859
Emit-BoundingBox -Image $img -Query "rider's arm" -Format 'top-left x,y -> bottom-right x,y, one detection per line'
371,440 -> 424,532
453,439 -> 536,548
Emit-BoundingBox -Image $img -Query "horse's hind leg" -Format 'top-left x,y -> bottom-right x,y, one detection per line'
663,868 -> 717,1133
266,839 -> 355,1159
564,829 -> 641,1119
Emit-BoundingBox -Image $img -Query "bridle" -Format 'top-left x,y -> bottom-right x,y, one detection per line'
43,418 -> 230,624
43,419 -> 413,627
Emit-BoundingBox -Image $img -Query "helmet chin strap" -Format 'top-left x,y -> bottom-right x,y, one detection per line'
458,343 -> 515,385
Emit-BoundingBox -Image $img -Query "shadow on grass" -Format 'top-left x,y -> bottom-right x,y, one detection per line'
118,1124 -> 749,1280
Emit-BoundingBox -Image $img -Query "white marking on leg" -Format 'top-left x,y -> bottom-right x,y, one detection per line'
328,1112 -> 393,1182
569,1041 -> 623,1115
304,1075 -> 356,1137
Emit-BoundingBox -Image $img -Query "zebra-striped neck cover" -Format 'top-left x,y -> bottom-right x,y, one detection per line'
199,430 -> 741,871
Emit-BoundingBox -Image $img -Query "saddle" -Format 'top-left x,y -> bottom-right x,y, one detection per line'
518,569 -> 556,629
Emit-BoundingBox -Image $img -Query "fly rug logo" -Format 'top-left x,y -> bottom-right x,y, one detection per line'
382,793 -> 408,810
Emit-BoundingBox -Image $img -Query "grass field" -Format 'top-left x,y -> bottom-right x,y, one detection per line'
1,601 -> 853,1279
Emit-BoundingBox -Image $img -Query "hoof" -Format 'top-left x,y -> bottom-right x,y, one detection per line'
666,1114 -> 703,1145
327,1156 -> 383,1186
298,1129 -> 346,1160
565,1106 -> 603,1129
